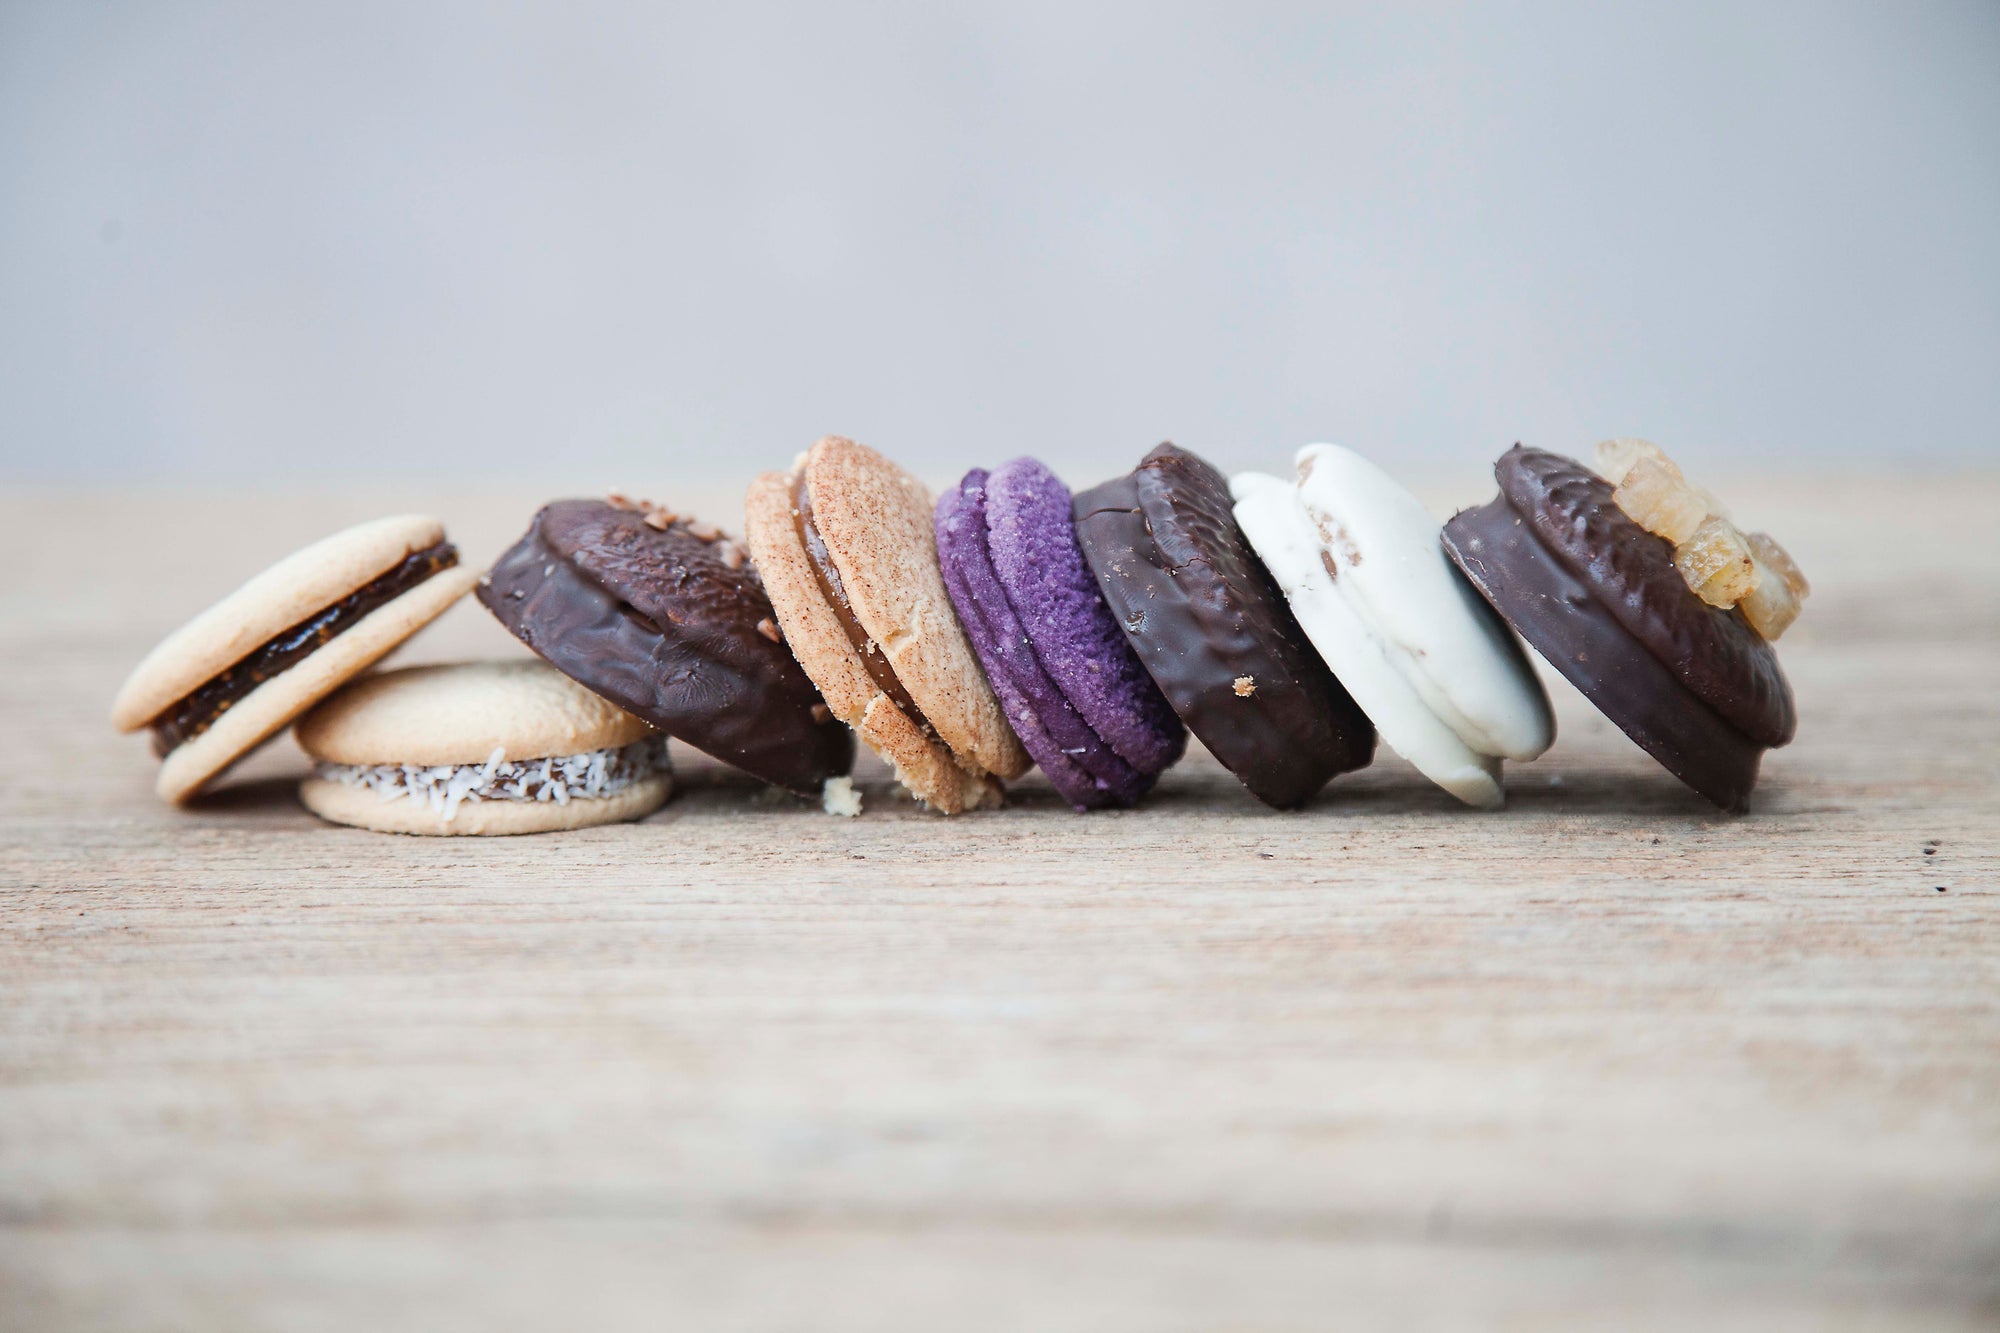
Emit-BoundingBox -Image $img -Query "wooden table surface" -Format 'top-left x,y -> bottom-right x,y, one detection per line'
3,478 -> 1996,1331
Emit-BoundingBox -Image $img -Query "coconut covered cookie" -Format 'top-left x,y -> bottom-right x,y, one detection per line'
296,660 -> 671,835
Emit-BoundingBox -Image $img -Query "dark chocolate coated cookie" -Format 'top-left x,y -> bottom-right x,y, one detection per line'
1443,446 -> 1795,813
480,499 -> 853,796
1495,447 -> 1795,746
1073,444 -> 1374,808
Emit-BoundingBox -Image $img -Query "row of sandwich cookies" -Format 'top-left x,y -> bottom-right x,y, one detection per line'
112,436 -> 1807,833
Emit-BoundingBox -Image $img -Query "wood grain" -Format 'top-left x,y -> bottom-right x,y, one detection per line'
2,478 -> 1996,1331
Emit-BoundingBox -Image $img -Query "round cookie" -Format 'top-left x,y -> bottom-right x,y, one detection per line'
743,436 -> 1029,813
1072,443 -> 1375,808
936,460 -> 1183,810
937,468 -> 1135,807
1231,445 -> 1554,808
808,437 -> 1031,782
1441,445 -> 1796,812
985,458 -> 1185,775
478,496 -> 852,799
296,659 -> 672,836
110,514 -> 477,804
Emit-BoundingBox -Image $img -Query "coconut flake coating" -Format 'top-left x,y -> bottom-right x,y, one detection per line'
1494,446 -> 1795,747
985,457 -> 1186,776
314,735 -> 671,822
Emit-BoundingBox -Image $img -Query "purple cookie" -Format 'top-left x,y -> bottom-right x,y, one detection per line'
985,458 -> 1186,775
937,461 -> 1186,810
938,471 -> 1148,810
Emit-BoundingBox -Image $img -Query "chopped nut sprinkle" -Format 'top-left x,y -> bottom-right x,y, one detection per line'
756,617 -> 783,643
1233,675 -> 1257,697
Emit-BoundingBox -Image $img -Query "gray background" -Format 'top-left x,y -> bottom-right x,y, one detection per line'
3,1 -> 1996,488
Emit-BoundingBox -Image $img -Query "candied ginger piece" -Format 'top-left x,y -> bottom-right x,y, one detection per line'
1676,516 -> 1755,606
1615,457 -> 1710,543
1745,531 -> 1809,599
1594,438 -> 1674,485
1740,559 -> 1802,638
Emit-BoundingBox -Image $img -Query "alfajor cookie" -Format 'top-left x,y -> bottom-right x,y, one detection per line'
1073,443 -> 1375,809
111,514 -> 478,804
297,659 -> 670,835
1441,444 -> 1800,812
744,436 -> 1031,813
479,495 -> 853,800
1231,445 -> 1555,809
936,458 -> 1185,810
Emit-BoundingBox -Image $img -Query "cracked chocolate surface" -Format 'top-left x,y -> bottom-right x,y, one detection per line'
479,500 -> 852,796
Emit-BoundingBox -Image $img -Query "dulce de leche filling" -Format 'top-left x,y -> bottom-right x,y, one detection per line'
790,472 -> 937,739
150,542 -> 460,757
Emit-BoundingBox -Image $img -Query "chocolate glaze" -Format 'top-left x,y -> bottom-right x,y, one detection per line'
1073,444 -> 1375,809
1443,493 -> 1764,813
479,500 -> 852,797
1495,446 -> 1795,746
151,542 -> 458,757
790,471 -> 937,739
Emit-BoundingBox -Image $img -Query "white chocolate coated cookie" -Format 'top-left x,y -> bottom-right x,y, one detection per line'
1232,446 -> 1553,808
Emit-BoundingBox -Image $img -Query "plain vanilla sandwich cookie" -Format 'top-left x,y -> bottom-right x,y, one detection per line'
1073,443 -> 1375,809
297,659 -> 671,835
745,436 -> 1031,813
936,457 -> 1185,810
110,515 -> 479,803
1442,442 -> 1804,812
479,495 -> 853,804
1232,445 -> 1555,808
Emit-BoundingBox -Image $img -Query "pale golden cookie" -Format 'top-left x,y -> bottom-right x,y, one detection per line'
298,659 -> 652,766
743,437 -> 1022,813
295,659 -> 670,836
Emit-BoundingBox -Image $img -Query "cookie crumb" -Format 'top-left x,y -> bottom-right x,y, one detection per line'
1233,675 -> 1256,697
822,775 -> 862,818
757,617 -> 783,643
